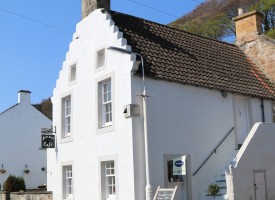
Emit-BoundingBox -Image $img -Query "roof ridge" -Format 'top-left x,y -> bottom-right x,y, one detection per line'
109,10 -> 236,47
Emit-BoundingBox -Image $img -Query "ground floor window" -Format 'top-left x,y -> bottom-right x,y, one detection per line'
101,160 -> 116,200
63,165 -> 73,199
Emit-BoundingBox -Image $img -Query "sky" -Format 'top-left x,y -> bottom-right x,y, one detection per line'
0,0 -> 199,112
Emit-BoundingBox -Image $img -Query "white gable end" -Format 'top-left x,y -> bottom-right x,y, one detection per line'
49,9 -> 138,200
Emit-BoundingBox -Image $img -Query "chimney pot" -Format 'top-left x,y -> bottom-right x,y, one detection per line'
238,8 -> 244,16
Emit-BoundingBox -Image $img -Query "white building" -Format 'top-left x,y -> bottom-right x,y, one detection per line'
47,1 -> 275,200
0,90 -> 52,189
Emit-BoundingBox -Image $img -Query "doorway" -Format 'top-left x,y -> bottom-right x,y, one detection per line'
254,170 -> 267,200
233,96 -> 251,148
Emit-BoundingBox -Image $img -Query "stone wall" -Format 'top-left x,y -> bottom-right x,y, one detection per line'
239,35 -> 275,83
0,192 -> 52,200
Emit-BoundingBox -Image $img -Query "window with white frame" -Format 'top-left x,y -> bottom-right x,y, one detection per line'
69,64 -> 76,82
102,161 -> 116,200
62,95 -> 71,137
63,165 -> 73,199
99,79 -> 112,127
97,49 -> 105,68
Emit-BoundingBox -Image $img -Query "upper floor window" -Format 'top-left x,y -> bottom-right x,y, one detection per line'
62,96 -> 71,137
97,49 -> 105,69
99,79 -> 112,127
69,64 -> 76,82
63,165 -> 73,199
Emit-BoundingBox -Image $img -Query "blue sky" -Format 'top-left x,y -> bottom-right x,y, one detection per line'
0,0 -> 198,112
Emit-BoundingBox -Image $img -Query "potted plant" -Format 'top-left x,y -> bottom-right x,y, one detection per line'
24,165 -> 30,174
38,184 -> 47,189
0,164 -> 6,174
208,183 -> 220,200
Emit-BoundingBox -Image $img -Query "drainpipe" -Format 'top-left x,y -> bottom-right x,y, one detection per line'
261,98 -> 265,122
107,46 -> 152,200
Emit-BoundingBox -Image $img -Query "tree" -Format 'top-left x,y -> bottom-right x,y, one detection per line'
170,0 -> 260,40
178,13 -> 231,40
33,97 -> 52,120
250,0 -> 275,31
266,28 -> 275,39
3,175 -> 26,192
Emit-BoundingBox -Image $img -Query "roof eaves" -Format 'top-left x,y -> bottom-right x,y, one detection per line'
0,104 -> 19,115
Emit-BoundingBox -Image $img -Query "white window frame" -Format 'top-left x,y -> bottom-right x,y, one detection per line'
96,73 -> 115,134
105,161 -> 116,199
101,79 -> 112,127
97,48 -> 106,69
62,95 -> 71,138
99,155 -> 118,200
69,63 -> 77,83
62,164 -> 73,199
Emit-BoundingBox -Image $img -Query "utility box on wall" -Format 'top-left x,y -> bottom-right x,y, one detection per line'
168,155 -> 186,183
123,104 -> 140,118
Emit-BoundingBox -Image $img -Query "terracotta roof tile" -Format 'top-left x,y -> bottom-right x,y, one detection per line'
110,11 -> 275,100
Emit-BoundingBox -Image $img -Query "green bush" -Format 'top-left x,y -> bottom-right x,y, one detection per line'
266,29 -> 275,40
208,183 -> 220,199
3,175 -> 26,192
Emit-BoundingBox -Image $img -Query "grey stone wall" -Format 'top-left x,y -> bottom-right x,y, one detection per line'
0,192 -> 52,200
239,35 -> 275,83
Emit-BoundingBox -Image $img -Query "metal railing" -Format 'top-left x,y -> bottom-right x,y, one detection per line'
192,127 -> 235,176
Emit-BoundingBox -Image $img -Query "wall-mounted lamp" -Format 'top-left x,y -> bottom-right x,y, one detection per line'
221,90 -> 228,98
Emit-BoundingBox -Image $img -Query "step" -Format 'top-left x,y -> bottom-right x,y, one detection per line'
200,193 -> 228,200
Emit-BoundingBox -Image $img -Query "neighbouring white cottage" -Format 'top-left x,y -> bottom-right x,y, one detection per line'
0,90 -> 52,189
47,1 -> 275,200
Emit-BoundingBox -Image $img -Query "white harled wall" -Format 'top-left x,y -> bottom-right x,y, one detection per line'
48,8 -> 274,200
0,92 -> 51,189
131,76 -> 273,200
48,9 -> 137,200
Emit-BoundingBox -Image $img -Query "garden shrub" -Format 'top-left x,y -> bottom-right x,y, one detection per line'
3,175 -> 26,192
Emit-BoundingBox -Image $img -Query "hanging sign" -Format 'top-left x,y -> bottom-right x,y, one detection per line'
153,186 -> 178,200
41,134 -> 55,148
173,155 -> 186,176
41,127 -> 56,134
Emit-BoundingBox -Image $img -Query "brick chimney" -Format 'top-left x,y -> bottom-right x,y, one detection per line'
18,90 -> 31,104
82,0 -> 110,19
233,9 -> 263,44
